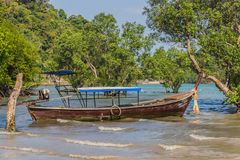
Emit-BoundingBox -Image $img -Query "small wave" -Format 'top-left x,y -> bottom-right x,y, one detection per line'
0,146 -> 45,153
189,120 -> 201,124
138,119 -> 148,122
0,131 -> 21,135
65,138 -> 132,148
56,119 -> 96,126
190,134 -> 221,141
57,119 -> 71,123
69,154 -> 117,160
25,133 -> 40,137
190,134 -> 240,144
0,145 -> 118,159
57,119 -> 84,124
158,144 -> 184,151
0,131 -> 39,137
98,126 -> 126,132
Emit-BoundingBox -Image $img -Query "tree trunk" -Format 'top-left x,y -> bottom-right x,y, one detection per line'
187,37 -> 202,73
205,75 -> 229,95
186,36 -> 230,96
6,73 -> 23,132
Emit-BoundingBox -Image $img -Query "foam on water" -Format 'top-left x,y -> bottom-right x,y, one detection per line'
56,119 -> 96,126
98,126 -> 126,132
190,134 -> 240,145
65,138 -> 133,148
0,131 -> 21,135
25,133 -> 40,137
190,134 -> 221,141
57,119 -> 84,124
138,119 -> 148,122
189,120 -> 202,124
0,145 -> 118,160
57,119 -> 70,123
0,131 -> 39,137
69,154 -> 117,160
158,144 -> 184,151
0,146 -> 45,153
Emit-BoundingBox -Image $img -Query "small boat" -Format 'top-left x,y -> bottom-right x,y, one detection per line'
27,70 -> 202,121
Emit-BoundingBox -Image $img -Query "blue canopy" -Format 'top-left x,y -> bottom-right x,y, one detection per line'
78,87 -> 141,93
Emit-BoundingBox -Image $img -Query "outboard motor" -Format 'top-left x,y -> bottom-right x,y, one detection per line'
39,89 -> 50,100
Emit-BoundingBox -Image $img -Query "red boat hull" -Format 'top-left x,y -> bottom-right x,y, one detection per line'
27,92 -> 193,121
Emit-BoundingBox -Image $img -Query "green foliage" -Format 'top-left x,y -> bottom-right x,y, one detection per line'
145,0 -> 240,104
0,19 -> 39,87
55,14 -> 147,86
58,9 -> 67,20
0,0 -> 202,96
144,0 -> 199,42
0,1 -> 156,89
146,48 -> 193,93
0,0 -> 68,70
121,22 -> 155,56
227,85 -> 240,107
197,1 -> 240,88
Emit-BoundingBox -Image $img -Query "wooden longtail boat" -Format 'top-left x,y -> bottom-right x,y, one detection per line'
27,70 -> 202,121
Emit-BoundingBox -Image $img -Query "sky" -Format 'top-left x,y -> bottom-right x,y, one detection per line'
49,0 -> 148,27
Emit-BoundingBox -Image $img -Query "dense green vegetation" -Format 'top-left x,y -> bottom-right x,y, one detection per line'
140,48 -> 194,93
0,0 -> 239,105
0,19 -> 39,96
0,0 -> 193,95
144,0 -> 240,106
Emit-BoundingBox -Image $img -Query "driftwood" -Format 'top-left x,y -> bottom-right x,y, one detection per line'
6,73 -> 23,132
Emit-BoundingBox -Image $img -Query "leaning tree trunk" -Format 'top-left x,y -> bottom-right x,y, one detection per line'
6,73 -> 23,132
186,36 -> 230,95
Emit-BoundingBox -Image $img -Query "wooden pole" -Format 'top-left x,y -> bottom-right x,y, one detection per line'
6,73 -> 23,132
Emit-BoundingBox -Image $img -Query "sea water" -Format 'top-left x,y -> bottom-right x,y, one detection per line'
0,84 -> 240,160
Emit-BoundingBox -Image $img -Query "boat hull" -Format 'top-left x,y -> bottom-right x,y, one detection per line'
27,92 -> 193,121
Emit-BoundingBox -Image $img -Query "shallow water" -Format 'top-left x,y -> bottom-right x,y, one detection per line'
0,84 -> 240,160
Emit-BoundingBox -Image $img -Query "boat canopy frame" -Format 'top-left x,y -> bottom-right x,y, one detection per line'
78,87 -> 141,108
43,70 -> 141,108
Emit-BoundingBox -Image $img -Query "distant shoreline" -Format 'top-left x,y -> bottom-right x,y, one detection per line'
39,79 -> 212,86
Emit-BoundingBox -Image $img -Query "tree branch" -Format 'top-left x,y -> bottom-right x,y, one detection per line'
86,58 -> 98,78
205,75 -> 230,95
187,36 -> 202,73
186,35 -> 230,96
